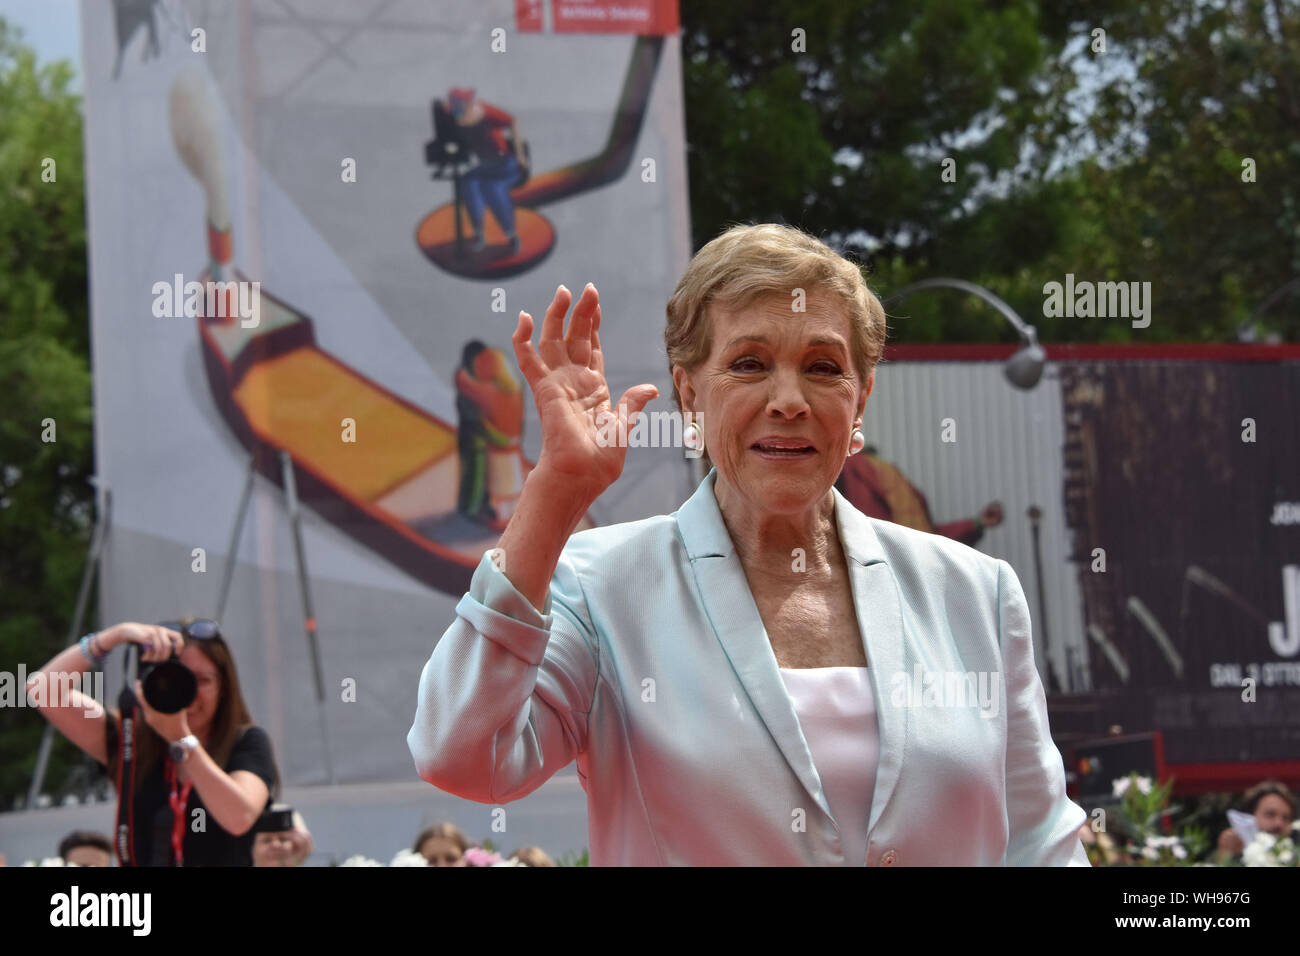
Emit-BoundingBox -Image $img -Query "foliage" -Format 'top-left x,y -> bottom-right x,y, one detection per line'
0,18 -> 96,809
682,0 -> 1300,341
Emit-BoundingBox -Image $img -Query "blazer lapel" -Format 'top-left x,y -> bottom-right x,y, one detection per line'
673,469 -> 910,838
831,484 -> 909,836
674,470 -> 833,824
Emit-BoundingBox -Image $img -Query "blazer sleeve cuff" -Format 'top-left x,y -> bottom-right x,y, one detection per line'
454,551 -> 555,667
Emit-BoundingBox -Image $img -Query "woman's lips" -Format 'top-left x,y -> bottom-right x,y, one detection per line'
752,440 -> 816,458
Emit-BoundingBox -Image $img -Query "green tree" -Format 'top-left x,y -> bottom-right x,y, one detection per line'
681,0 -> 1299,343
0,18 -> 96,809
1027,0 -> 1300,342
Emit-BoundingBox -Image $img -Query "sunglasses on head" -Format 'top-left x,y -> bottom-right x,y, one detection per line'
156,619 -> 222,641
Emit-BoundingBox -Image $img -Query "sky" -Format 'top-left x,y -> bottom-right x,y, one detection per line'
0,0 -> 82,85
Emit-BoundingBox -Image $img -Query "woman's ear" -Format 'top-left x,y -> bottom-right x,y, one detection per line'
672,365 -> 696,412
858,370 -> 874,418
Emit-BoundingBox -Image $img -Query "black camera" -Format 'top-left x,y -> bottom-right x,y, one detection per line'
138,652 -> 197,715
130,618 -> 222,714
256,804 -> 296,833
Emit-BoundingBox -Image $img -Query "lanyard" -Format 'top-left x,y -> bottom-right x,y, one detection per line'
166,760 -> 195,866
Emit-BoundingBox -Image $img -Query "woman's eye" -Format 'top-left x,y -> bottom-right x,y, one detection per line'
811,363 -> 841,374
730,358 -> 762,372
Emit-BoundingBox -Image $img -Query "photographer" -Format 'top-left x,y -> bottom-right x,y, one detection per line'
26,619 -> 279,866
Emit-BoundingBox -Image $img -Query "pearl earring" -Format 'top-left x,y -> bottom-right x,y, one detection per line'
683,421 -> 705,456
848,427 -> 865,457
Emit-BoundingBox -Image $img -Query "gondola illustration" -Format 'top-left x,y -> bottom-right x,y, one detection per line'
168,68 -> 593,597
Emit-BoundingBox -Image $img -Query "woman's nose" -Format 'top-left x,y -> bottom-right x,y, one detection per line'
765,365 -> 810,418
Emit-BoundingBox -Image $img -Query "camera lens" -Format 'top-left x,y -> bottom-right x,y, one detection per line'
142,659 -> 197,714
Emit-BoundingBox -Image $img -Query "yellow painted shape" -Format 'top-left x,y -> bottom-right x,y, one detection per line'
233,348 -> 455,501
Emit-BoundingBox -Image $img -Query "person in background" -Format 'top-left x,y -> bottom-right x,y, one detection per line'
58,830 -> 113,867
26,619 -> 280,866
414,821 -> 470,866
252,811 -> 315,867
510,846 -> 555,867
1215,779 -> 1297,862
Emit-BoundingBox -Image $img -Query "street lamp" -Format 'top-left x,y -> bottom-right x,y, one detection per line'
882,278 -> 1046,389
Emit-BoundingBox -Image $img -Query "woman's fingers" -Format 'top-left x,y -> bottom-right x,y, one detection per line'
566,284 -> 597,367
512,310 -> 547,386
539,284 -> 571,344
139,626 -> 181,661
590,316 -> 605,375
616,384 -> 660,425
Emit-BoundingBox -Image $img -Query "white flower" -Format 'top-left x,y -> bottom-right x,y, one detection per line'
1243,832 -> 1279,867
1112,777 -> 1132,798
1135,776 -> 1153,795
389,849 -> 430,867
1150,836 -> 1182,849
338,854 -> 382,867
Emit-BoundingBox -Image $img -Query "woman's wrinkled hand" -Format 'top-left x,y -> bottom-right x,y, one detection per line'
512,283 -> 657,501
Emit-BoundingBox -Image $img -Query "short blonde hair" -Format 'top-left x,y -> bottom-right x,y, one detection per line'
664,223 -> 887,412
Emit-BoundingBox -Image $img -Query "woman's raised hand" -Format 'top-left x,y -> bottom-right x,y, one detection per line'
101,623 -> 183,663
512,283 -> 658,501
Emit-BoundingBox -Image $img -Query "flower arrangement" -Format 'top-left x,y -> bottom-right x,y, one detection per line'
389,849 -> 431,867
333,844 -> 529,866
1241,827 -> 1299,867
1084,772 -> 1208,866
1085,773 -> 1300,867
463,846 -> 502,866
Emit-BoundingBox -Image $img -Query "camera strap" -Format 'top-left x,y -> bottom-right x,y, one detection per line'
166,760 -> 194,866
114,676 -> 138,867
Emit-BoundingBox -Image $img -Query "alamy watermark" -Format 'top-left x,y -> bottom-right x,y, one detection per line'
594,407 -> 703,458
151,273 -> 261,328
50,887 -> 151,935
1042,274 -> 1151,329
889,665 -> 1001,719
3,666 -> 104,717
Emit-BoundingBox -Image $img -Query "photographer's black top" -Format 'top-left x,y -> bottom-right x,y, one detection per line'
101,717 -> 277,866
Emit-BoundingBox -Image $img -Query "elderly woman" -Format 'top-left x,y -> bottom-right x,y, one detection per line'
408,223 -> 1089,866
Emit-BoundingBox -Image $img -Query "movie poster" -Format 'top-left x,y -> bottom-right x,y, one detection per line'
81,0 -> 689,784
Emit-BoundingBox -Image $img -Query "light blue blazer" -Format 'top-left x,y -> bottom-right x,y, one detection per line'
408,468 -> 1090,866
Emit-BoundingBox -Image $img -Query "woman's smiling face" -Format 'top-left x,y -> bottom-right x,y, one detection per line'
674,289 -> 871,515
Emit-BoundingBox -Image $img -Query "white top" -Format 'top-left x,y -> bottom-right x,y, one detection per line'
778,665 -> 879,866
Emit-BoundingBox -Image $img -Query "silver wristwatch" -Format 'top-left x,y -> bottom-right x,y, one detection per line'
169,734 -> 200,763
